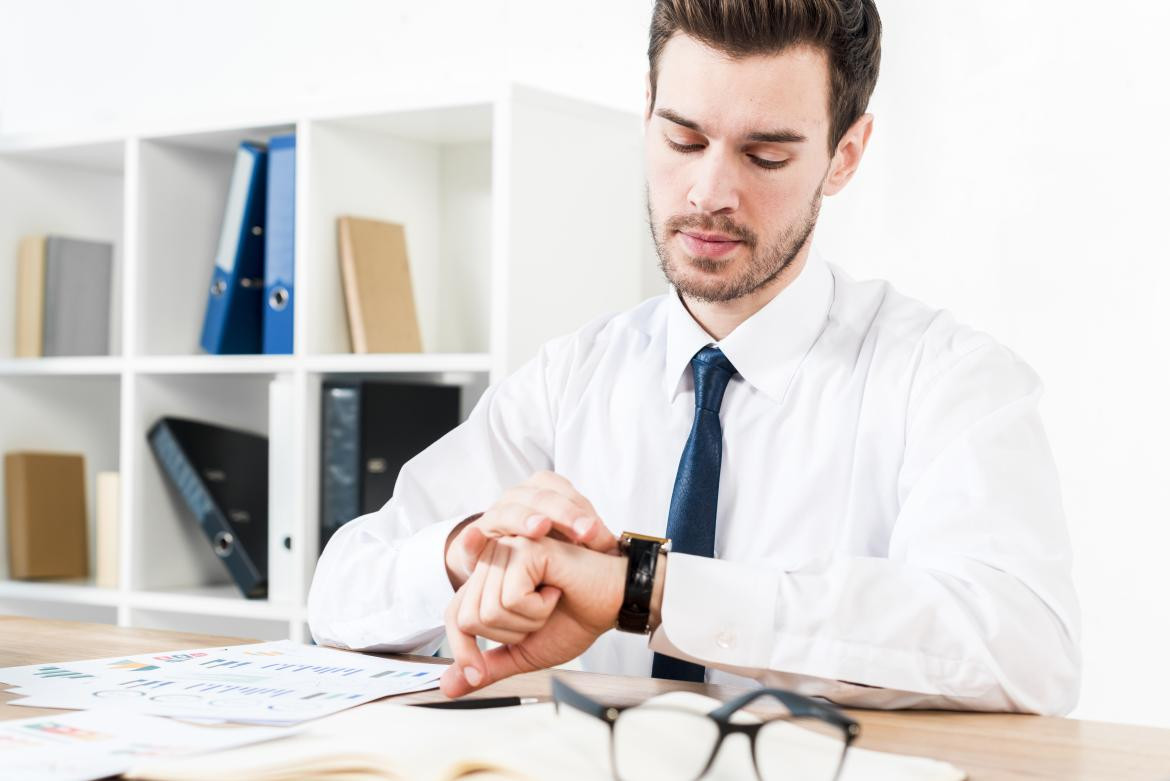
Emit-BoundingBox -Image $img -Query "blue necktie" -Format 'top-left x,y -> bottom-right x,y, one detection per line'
652,346 -> 737,682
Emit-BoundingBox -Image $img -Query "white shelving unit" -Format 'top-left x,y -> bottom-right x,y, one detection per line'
0,83 -> 655,643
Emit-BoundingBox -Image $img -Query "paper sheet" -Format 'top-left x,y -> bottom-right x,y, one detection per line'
0,640 -> 445,725
0,707 -> 293,781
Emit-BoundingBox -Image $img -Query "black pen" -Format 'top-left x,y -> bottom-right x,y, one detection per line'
414,696 -> 540,710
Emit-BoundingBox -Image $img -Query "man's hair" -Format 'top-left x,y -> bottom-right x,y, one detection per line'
647,0 -> 882,154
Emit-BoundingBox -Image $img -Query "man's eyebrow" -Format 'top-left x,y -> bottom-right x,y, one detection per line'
655,108 -> 704,132
746,128 -> 808,144
654,108 -> 808,144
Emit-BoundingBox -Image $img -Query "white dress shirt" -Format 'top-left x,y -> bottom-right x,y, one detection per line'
307,248 -> 1081,715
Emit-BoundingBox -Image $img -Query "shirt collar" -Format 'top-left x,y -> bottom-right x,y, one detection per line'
663,247 -> 835,405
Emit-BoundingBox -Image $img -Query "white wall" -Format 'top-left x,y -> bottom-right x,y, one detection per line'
816,2 -> 1170,730
0,0 -> 649,134
3,0 -> 1167,728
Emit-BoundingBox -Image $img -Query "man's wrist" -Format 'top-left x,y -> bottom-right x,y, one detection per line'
604,550 -> 627,628
539,538 -> 625,636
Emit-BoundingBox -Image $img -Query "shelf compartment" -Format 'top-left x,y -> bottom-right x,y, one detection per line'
129,373 -> 271,595
134,124 -> 295,357
0,375 -> 121,582
0,141 -> 125,360
303,105 -> 493,357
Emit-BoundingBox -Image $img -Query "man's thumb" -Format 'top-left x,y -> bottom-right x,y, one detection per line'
458,526 -> 489,573
479,644 -> 537,689
538,586 -> 562,614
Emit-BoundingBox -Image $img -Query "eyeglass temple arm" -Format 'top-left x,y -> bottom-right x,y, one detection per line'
708,688 -> 860,735
551,676 -> 614,721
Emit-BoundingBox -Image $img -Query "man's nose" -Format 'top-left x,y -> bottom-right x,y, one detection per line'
687,147 -> 740,214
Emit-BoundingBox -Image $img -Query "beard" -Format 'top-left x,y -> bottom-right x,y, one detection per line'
647,183 -> 822,304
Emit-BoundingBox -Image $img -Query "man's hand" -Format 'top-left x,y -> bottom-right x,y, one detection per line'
440,535 -> 627,697
444,471 -> 617,590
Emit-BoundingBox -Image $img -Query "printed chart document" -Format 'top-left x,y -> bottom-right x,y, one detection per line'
0,640 -> 445,725
0,708 -> 291,781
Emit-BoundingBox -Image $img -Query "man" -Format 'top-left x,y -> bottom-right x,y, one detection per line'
308,0 -> 1081,715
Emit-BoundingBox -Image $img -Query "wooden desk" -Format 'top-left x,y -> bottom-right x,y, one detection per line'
2,615 -> 1168,780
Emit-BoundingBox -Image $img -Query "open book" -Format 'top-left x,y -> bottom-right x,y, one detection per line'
125,691 -> 966,781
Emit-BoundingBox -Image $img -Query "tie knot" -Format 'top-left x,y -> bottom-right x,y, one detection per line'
691,346 -> 737,412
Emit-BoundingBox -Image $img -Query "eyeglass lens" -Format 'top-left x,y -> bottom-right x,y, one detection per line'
609,706 -> 846,781
754,717 -> 847,781
613,706 -> 721,780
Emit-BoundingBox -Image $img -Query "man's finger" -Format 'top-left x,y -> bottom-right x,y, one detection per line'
473,542 -> 542,642
455,524 -> 490,577
518,477 -> 611,551
525,470 -> 600,518
570,516 -> 619,554
480,540 -> 544,627
479,493 -> 611,551
534,585 -> 562,618
499,538 -> 560,619
478,501 -> 563,539
441,590 -> 484,698
515,487 -> 596,535
456,552 -> 491,634
455,546 -> 529,645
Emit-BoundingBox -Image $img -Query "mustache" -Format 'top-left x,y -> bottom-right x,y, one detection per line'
664,214 -> 757,247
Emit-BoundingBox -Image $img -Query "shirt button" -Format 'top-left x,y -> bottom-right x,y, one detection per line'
715,630 -> 736,649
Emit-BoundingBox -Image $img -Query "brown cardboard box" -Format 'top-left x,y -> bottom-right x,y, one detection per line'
4,452 -> 88,580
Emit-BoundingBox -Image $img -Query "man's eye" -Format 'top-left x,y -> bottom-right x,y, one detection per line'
665,138 -> 789,170
749,156 -> 789,170
665,138 -> 703,153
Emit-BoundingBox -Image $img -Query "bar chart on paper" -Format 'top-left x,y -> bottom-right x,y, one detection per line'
0,640 -> 446,725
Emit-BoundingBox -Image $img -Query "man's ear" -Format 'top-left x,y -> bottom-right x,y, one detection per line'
643,71 -> 653,128
822,113 -> 874,197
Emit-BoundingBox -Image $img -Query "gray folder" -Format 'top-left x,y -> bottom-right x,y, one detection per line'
42,236 -> 113,357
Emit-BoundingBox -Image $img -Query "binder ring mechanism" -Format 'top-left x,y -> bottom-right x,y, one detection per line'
269,286 -> 290,311
212,530 -> 235,558
208,277 -> 264,295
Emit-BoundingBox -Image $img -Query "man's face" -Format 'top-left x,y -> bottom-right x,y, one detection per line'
645,34 -> 836,304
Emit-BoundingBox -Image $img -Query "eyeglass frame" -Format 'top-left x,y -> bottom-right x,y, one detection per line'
551,675 -> 861,781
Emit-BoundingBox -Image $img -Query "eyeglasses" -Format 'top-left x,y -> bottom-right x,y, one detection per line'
552,676 -> 860,781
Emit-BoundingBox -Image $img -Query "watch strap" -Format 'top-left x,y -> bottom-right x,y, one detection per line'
616,532 -> 667,634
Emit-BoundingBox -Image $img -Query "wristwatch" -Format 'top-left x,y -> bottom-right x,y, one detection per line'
615,532 -> 670,634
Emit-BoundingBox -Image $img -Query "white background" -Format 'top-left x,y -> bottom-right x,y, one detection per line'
2,0 -> 1167,728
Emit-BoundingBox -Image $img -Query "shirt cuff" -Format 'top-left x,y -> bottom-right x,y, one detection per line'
392,513 -> 471,629
648,553 -> 778,669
